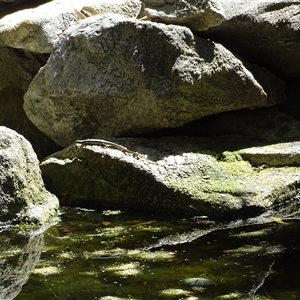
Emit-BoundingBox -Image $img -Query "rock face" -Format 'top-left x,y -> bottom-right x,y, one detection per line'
40,135 -> 300,218
190,107 -> 300,143
24,13 -> 283,147
0,0 -> 299,219
0,0 -> 142,53
0,126 -> 59,225
141,0 -> 225,31
201,0 -> 300,77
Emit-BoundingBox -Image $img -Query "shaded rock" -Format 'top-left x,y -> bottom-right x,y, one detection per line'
188,108 -> 300,144
140,0 -> 225,31
241,62 -> 286,106
201,1 -> 300,77
0,0 -> 142,53
0,47 -> 59,159
0,0 -> 38,14
40,135 -> 300,218
277,77 -> 300,118
24,14 -> 280,147
0,126 -> 59,225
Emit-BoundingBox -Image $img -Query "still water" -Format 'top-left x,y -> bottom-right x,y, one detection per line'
1,202 -> 300,300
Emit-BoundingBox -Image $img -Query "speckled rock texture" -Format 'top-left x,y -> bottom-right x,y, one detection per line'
140,0 -> 225,31
201,0 -> 300,77
0,0 -> 299,220
40,135 -> 300,218
0,0 -> 142,53
24,14 -> 282,147
0,126 -> 59,225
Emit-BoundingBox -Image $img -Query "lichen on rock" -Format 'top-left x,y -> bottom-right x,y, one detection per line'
0,126 -> 59,226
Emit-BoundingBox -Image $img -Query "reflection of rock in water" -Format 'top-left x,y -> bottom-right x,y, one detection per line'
146,196 -> 300,250
0,228 -> 44,300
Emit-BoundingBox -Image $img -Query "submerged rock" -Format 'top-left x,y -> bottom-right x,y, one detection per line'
0,126 -> 59,225
184,277 -> 216,287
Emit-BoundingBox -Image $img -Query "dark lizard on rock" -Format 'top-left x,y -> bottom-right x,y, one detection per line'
75,139 -> 143,158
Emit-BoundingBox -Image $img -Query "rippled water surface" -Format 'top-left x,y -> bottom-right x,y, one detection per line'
1,205 -> 300,300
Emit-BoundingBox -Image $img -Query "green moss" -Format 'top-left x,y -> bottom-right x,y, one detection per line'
165,153 -> 250,198
41,144 -> 300,218
219,160 -> 254,178
221,151 -> 243,162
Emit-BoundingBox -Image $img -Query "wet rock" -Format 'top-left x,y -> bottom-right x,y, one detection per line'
184,277 -> 216,287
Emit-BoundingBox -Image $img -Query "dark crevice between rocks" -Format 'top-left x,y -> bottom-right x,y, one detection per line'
0,87 -> 61,159
0,0 -> 49,18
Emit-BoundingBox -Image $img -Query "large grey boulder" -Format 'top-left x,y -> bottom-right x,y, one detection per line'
40,135 -> 300,218
0,126 -> 59,225
201,1 -> 300,77
140,0 -> 225,31
0,0 -> 142,53
24,14 -> 282,147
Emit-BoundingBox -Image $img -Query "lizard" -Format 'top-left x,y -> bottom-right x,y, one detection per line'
75,139 -> 144,159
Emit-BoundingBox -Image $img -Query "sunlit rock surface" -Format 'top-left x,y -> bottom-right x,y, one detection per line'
140,0 -> 225,31
0,126 -> 59,225
0,0 -> 142,53
23,14 -> 281,147
40,135 -> 300,218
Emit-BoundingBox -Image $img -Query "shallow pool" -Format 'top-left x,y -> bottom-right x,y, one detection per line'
1,205 -> 300,300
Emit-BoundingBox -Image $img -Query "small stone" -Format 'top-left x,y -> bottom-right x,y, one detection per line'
184,277 -> 216,287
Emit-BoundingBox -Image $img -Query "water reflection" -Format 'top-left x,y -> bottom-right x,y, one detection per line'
0,228 -> 44,300
4,196 -> 300,299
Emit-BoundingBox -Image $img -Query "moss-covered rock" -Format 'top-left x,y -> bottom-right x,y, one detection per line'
0,126 -> 59,226
40,136 -> 300,218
